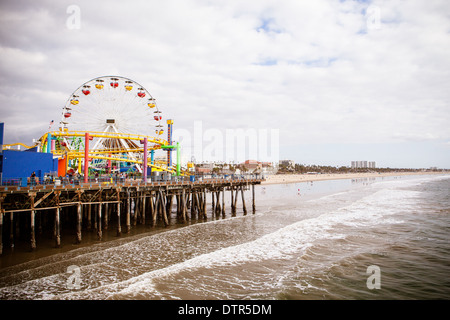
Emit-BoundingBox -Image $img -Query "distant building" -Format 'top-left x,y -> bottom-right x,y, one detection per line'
239,160 -> 275,173
351,161 -> 376,169
196,167 -> 212,174
241,160 -> 261,171
197,163 -> 214,169
260,162 -> 273,168
279,160 -> 295,168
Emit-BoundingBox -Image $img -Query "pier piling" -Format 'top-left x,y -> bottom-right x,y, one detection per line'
126,191 -> 131,233
0,178 -> 262,253
252,184 -> 255,214
76,201 -> 82,244
231,186 -> 235,216
87,203 -> 92,230
104,202 -> 109,230
241,185 -> 247,216
141,193 -> 146,225
30,193 -> 36,251
222,187 -> 225,218
97,205 -> 102,240
55,191 -> 61,248
116,190 -> 122,236
0,196 -> 4,255
10,213 -> 14,250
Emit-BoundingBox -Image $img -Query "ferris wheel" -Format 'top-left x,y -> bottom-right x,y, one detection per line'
60,75 -> 163,136
58,76 -> 165,172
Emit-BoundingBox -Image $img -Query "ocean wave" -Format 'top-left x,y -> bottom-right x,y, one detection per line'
57,187 -> 419,299
2,175 -> 439,300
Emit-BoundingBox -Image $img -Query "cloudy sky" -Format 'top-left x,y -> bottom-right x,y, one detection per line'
1,0 -> 449,168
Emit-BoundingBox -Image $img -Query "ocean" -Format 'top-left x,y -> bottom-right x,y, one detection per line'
0,174 -> 449,300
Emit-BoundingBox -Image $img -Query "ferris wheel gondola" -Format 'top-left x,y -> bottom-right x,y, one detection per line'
82,85 -> 91,96
95,79 -> 104,90
70,95 -> 79,105
125,80 -> 133,91
110,77 -> 119,88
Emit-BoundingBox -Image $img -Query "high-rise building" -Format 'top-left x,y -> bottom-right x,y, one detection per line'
351,160 -> 376,169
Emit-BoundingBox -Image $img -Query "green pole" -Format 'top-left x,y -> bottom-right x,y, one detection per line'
161,143 -> 181,176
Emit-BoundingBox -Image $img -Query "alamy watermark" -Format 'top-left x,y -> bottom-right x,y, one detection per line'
366,5 -> 381,30
172,121 -> 280,165
66,5 -> 81,30
366,265 -> 381,290
66,265 -> 81,290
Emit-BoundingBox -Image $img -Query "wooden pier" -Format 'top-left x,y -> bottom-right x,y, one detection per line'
0,178 -> 263,254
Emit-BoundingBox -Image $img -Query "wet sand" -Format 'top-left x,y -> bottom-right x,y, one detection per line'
261,171 -> 447,185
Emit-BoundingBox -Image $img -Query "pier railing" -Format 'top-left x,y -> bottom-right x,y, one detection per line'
0,173 -> 265,189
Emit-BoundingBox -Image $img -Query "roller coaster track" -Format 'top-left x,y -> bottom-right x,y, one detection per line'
3,130 -> 189,176
48,130 -> 186,176
45,130 -> 169,148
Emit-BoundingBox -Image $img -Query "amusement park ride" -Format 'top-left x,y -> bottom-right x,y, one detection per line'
10,76 -> 187,182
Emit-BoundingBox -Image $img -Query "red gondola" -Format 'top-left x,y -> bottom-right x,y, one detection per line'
137,87 -> 145,98
110,78 -> 119,88
154,115 -> 162,121
82,85 -> 91,95
64,112 -> 71,118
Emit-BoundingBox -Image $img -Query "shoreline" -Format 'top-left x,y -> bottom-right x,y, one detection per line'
261,171 -> 449,185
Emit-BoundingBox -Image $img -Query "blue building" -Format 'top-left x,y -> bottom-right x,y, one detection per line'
0,123 -> 58,186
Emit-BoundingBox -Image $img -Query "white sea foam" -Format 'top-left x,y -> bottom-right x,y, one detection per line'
74,186 -> 421,299
3,175 -> 435,300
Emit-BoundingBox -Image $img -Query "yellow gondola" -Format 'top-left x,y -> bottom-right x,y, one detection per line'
95,79 -> 104,89
70,99 -> 79,105
125,80 -> 133,91
148,103 -> 156,108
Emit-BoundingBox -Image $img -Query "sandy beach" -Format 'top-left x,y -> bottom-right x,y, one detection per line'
261,171 -> 448,185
